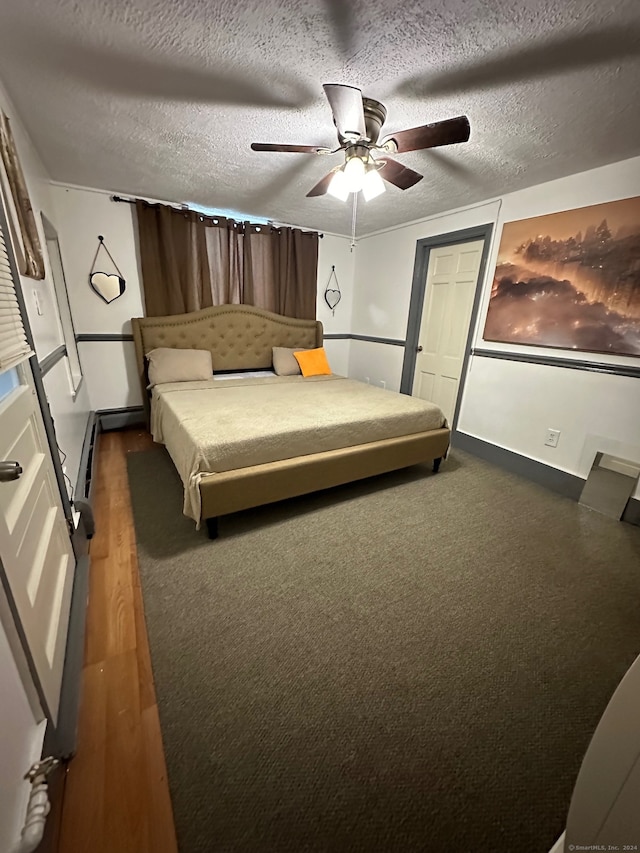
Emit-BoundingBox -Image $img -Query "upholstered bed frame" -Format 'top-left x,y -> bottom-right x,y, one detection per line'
132,305 -> 450,538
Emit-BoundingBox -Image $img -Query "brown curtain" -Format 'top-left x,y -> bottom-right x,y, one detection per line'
135,203 -> 212,316
136,201 -> 318,319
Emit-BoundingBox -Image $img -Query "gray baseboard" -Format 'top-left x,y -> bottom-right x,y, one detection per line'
43,413 -> 97,758
97,405 -> 146,431
75,411 -> 98,501
623,497 -> 640,526
452,430 -> 640,527
44,551 -> 90,759
73,412 -> 100,544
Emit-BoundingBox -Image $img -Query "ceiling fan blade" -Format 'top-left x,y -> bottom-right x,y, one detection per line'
376,157 -> 424,190
323,84 -> 366,139
381,116 -> 470,154
251,143 -> 328,153
306,168 -> 340,197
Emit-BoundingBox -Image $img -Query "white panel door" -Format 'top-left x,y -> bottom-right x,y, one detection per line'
412,240 -> 484,424
0,366 -> 74,722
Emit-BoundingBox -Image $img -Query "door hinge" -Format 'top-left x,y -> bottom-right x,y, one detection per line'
25,756 -> 59,783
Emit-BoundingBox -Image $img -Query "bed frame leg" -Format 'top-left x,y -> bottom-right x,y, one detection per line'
433,457 -> 442,473
205,517 -> 219,540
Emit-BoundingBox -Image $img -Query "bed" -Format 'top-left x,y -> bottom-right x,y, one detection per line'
132,304 -> 450,538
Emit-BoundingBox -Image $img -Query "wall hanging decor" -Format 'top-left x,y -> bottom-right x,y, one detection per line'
323,265 -> 342,315
0,111 -> 45,280
89,235 -> 126,303
484,195 -> 640,358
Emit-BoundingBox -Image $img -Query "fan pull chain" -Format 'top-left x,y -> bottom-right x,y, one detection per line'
350,192 -> 358,251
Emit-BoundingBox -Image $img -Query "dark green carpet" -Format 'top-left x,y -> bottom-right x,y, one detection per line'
127,448 -> 640,853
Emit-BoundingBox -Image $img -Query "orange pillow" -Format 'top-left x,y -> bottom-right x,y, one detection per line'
293,347 -> 332,377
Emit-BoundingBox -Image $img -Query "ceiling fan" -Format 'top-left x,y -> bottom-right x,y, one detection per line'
251,84 -> 470,201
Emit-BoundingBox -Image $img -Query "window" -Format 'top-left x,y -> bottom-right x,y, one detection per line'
0,210 -> 33,371
41,215 -> 82,393
0,366 -> 19,402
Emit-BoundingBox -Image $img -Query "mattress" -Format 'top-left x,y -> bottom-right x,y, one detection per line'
151,374 -> 446,521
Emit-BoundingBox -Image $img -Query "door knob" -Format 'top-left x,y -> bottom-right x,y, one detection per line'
0,461 -> 23,482
416,345 -> 423,353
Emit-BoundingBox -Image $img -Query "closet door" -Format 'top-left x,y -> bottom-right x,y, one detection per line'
412,239 -> 484,424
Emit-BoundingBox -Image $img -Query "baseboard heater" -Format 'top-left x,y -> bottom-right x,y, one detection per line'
73,406 -> 145,539
96,405 -> 146,432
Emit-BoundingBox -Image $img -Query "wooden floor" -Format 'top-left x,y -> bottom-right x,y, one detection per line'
58,429 -> 178,853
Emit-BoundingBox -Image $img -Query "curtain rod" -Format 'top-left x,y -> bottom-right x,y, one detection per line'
110,195 -> 323,237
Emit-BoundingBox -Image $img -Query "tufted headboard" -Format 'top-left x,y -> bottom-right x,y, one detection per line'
131,304 -> 323,420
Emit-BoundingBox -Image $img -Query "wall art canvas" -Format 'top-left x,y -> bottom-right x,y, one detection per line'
483,196 -> 640,357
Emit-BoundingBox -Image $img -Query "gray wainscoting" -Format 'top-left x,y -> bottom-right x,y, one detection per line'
472,348 -> 640,379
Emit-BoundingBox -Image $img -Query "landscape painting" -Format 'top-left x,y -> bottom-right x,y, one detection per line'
483,196 -> 640,357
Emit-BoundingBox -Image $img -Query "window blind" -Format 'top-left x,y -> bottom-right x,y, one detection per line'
0,219 -> 33,371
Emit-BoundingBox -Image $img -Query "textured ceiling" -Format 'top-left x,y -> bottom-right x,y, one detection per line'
0,0 -> 639,236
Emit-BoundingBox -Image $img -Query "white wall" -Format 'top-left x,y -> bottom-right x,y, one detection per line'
0,81 -> 90,491
350,200 -> 501,390
50,185 -> 145,410
50,183 -> 356,404
459,356 -> 640,486
348,339 -> 406,391
42,357 -> 93,491
0,593 -> 45,853
316,232 -> 355,376
351,156 -> 640,498
353,200 -> 501,342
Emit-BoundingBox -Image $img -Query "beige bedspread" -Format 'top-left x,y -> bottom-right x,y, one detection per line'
151,375 -> 446,521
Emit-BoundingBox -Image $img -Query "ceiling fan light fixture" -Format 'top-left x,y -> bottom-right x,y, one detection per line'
252,84 -> 470,202
327,168 -> 350,201
343,155 -> 366,193
362,167 -> 386,201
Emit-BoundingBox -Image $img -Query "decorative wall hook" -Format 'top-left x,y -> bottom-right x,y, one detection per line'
324,265 -> 341,316
89,235 -> 126,304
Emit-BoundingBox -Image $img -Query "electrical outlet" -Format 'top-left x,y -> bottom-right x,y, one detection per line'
544,428 -> 561,448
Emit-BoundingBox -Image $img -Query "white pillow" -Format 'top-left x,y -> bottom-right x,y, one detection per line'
146,347 -> 213,387
272,346 -> 309,376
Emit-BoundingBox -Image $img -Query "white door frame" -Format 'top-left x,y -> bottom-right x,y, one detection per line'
400,223 -> 494,431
